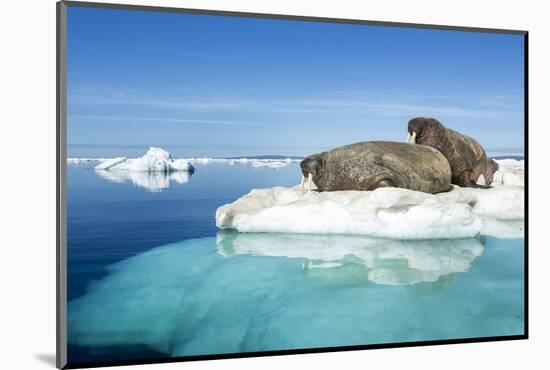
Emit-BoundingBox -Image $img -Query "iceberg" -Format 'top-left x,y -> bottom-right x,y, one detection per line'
216,186 -> 482,239
251,160 -> 290,168
69,152 -> 194,168
216,159 -> 524,239
94,156 -> 127,170
67,157 -> 115,163
187,157 -> 296,167
216,232 -> 484,286
94,147 -> 194,173
70,152 -> 300,168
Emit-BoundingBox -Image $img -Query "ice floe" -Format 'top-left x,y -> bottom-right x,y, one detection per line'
216,159 -> 524,239
479,218 -> 524,239
251,160 -> 290,168
69,152 -> 299,169
95,156 -> 128,170
94,147 -> 194,172
185,157 -> 297,166
490,159 -> 525,187
67,157 -> 112,163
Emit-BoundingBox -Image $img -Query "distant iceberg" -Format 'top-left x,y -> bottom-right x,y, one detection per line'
67,157 -> 112,163
95,156 -> 128,170
188,157 -> 296,168
251,160 -> 290,168
68,150 -> 299,169
94,147 -> 194,173
216,159 -> 524,240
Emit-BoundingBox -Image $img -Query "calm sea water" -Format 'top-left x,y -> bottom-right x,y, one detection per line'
66,161 -> 525,366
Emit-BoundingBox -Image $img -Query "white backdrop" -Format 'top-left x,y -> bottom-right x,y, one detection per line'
1,0 -> 547,369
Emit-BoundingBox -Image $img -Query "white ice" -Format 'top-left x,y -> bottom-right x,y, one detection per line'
488,159 -> 525,187
93,147 -> 194,172
251,160 -> 290,168
67,157 -> 112,163
69,152 -> 298,168
216,159 -> 524,239
188,157 -> 295,168
94,156 -> 127,170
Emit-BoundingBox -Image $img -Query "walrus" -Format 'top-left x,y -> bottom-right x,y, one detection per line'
407,117 -> 496,188
300,141 -> 452,194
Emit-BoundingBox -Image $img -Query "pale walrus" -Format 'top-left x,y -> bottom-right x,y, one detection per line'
407,117 -> 496,188
300,141 -> 452,194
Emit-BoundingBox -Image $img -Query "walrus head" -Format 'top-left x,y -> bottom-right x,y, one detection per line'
484,159 -> 499,186
300,154 -> 323,192
407,117 -> 445,145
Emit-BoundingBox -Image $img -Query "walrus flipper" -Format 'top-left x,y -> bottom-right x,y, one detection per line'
434,184 -> 455,194
466,182 -> 491,189
457,171 -> 491,189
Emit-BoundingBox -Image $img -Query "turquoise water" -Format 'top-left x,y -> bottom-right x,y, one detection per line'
66,161 -> 525,365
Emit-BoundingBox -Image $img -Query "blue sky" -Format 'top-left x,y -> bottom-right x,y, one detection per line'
67,6 -> 525,157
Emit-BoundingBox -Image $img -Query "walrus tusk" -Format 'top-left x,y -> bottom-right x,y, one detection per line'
300,174 -> 305,192
307,173 -> 313,192
406,132 -> 411,143
410,131 -> 417,144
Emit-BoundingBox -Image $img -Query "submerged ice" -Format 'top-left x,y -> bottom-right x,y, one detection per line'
68,234 -> 524,357
217,232 -> 484,286
216,159 -> 524,239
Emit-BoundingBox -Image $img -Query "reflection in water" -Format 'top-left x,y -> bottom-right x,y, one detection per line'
68,234 -> 524,360
95,170 -> 192,192
216,232 -> 484,286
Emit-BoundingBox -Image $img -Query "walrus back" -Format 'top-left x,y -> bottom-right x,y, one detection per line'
318,141 -> 451,193
446,129 -> 488,179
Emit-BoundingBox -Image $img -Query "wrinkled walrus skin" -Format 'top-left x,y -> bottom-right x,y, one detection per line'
300,141 -> 452,194
407,117 -> 495,188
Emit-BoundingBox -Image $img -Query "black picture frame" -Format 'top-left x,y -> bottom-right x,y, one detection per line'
56,1 -> 529,368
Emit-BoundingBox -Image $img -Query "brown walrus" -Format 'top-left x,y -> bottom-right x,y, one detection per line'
300,141 -> 452,194
407,117 -> 497,188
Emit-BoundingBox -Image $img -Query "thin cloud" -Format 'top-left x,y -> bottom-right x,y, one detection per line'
69,115 -> 265,126
68,94 -> 265,111
271,99 -> 508,118
68,89 -> 523,119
